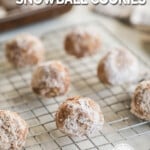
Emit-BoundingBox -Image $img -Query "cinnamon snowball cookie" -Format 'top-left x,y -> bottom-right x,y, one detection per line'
0,110 -> 28,150
97,49 -> 139,85
31,61 -> 70,98
131,81 -> 150,120
64,28 -> 101,58
5,33 -> 45,67
56,96 -> 104,136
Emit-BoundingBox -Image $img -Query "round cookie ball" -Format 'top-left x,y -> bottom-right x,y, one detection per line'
131,81 -> 150,120
0,110 -> 28,150
56,96 -> 104,136
97,48 -> 139,85
64,27 -> 101,58
5,33 -> 45,67
31,61 -> 70,98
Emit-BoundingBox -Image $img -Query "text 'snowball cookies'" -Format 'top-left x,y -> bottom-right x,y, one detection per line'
56,96 -> 104,136
0,110 -> 28,150
97,48 -> 139,85
131,81 -> 150,120
64,28 -> 101,58
5,33 -> 45,67
31,61 -> 70,98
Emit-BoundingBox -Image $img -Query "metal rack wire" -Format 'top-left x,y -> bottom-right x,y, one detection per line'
0,21 -> 149,150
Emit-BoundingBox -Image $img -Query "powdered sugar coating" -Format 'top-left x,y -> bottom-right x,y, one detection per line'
131,81 -> 150,120
0,110 -> 28,150
6,33 -> 45,67
31,61 -> 70,98
56,96 -> 104,137
97,48 -> 139,85
64,27 -> 101,58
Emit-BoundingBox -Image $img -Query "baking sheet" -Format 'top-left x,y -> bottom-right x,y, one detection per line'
0,4 -> 72,31
0,21 -> 149,150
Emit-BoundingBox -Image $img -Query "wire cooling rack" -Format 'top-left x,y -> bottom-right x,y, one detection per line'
0,21 -> 149,150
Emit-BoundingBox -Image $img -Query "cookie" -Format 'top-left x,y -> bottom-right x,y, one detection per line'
64,27 -> 101,58
31,61 -> 70,98
6,33 -> 45,67
131,81 -> 150,120
97,48 -> 139,85
56,96 -> 104,136
0,110 -> 28,150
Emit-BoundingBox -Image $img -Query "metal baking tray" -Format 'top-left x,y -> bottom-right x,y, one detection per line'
0,4 -> 72,31
0,21 -> 149,150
